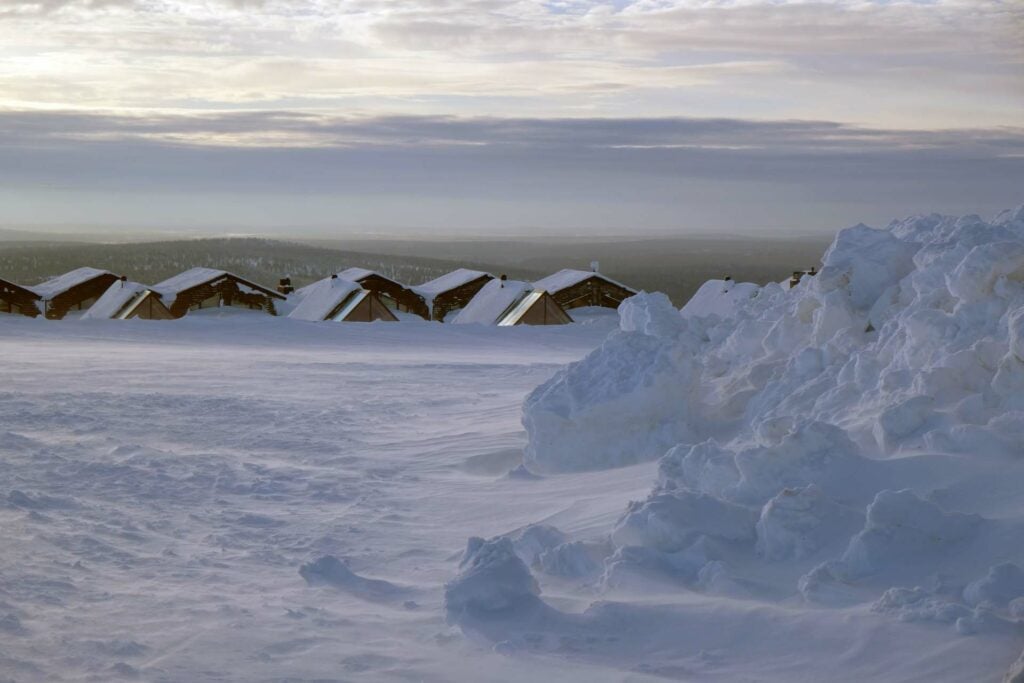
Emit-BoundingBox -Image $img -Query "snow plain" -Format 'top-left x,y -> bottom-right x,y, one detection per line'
4,204 -> 1024,682
0,313 -> 660,682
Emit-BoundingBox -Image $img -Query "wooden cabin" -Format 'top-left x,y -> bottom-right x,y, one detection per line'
288,275 -> 397,323
452,278 -> 572,326
29,267 -> 120,320
337,268 -> 429,320
413,269 -> 494,322
533,268 -> 637,311
153,268 -> 285,318
0,277 -> 42,318
81,279 -> 174,320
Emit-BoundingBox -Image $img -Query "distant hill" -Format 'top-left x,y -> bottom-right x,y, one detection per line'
0,234 -> 832,305
0,238 -> 529,292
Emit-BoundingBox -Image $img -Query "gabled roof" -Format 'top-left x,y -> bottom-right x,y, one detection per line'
153,268 -> 284,299
452,279 -> 534,325
0,277 -> 41,300
533,269 -> 635,295
82,280 -> 161,320
412,269 -> 492,301
29,267 -> 115,299
287,277 -> 364,321
337,267 -> 382,283
680,279 -> 762,319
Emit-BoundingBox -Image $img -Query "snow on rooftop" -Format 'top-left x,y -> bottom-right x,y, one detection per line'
287,277 -> 363,322
81,280 -> 152,320
29,267 -> 114,299
337,267 -> 380,283
533,268 -> 635,294
412,269 -> 492,301
153,268 -> 232,296
451,278 -> 533,325
679,278 -> 763,319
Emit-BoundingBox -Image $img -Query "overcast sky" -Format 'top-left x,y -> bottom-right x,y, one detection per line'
1,0 -> 1022,236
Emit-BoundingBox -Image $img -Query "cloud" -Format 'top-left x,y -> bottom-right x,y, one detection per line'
0,0 -> 1018,128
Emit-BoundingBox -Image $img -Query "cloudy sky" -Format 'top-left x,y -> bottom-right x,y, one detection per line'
2,0 -> 1022,235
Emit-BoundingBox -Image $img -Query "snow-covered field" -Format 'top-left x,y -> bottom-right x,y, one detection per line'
4,206 -> 1024,682
0,314 -> 653,682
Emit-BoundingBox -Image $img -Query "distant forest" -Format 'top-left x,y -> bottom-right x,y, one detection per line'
0,234 -> 833,306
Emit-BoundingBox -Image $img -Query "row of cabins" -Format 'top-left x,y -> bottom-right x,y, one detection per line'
0,265 -> 639,326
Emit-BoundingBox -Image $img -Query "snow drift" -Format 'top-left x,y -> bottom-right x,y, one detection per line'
475,205 -> 1024,677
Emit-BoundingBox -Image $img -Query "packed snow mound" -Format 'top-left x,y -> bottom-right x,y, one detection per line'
512,206 -> 1024,675
964,563 -> 1024,608
444,537 -> 541,619
755,484 -> 862,561
838,490 -> 981,579
299,555 -> 410,602
680,278 -> 764,320
618,291 -> 685,338
524,205 -> 1024,475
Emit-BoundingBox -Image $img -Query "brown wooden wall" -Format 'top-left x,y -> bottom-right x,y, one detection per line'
355,274 -> 429,320
0,279 -> 41,318
551,276 -> 635,311
126,293 -> 174,320
45,274 -> 120,320
168,275 -> 282,318
516,293 -> 572,325
430,275 -> 494,321
340,292 -> 398,322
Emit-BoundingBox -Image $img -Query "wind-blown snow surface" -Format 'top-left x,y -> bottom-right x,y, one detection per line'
0,314 -> 654,682
506,207 -> 1024,680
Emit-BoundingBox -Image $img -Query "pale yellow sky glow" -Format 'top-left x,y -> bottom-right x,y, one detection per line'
0,0 -> 1020,126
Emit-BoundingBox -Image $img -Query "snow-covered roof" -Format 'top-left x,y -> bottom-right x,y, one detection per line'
533,269 -> 635,295
680,279 -> 762,319
153,268 -> 281,299
29,267 -> 114,299
287,277 -> 364,321
338,267 -> 381,283
0,277 -> 40,299
452,279 -> 534,325
412,269 -> 492,301
81,280 -> 157,320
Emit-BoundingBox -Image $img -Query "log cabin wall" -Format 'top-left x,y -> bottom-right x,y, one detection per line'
429,275 -> 494,321
0,279 -> 41,318
44,274 -> 120,320
168,276 -> 281,318
356,274 -> 429,320
515,293 -> 572,326
551,276 -> 635,311
128,293 -> 174,320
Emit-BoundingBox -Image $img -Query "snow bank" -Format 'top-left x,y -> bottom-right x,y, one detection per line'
510,205 -> 1024,673
525,205 -> 1024,474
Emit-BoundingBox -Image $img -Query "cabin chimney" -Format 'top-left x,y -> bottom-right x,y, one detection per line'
120,275 -> 127,288
590,260 -> 599,273
277,275 -> 294,295
500,274 -> 507,288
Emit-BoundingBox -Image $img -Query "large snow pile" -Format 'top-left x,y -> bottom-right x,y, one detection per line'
449,206 -> 1024,676
525,207 -> 1024,472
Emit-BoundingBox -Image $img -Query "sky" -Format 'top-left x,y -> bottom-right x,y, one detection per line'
0,0 -> 1022,236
